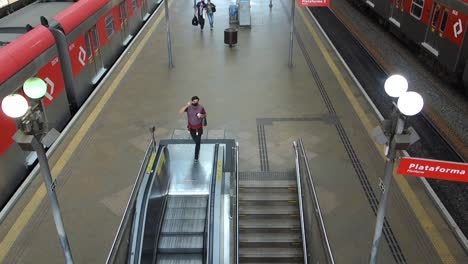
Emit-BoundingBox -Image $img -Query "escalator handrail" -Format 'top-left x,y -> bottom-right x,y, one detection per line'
106,140 -> 159,264
235,142 -> 239,264
205,144 -> 219,264
298,138 -> 335,264
293,141 -> 309,264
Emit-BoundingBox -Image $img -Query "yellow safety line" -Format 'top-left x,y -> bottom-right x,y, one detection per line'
297,6 -> 456,262
0,1 -> 172,260
216,160 -> 223,181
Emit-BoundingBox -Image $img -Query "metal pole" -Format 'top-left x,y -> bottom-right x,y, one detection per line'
40,17 -> 79,115
288,0 -> 295,68
164,0 -> 173,68
31,136 -> 74,264
369,110 -> 403,264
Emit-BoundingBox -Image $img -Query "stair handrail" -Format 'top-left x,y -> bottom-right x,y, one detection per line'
235,141 -> 239,264
293,141 -> 309,264
204,144 -> 219,264
298,138 -> 335,264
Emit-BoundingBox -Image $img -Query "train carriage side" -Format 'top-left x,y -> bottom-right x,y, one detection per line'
0,26 -> 70,208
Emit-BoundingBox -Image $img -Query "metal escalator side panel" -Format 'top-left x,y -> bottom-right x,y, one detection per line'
106,141 -> 159,264
129,146 -> 170,264
204,143 -> 219,264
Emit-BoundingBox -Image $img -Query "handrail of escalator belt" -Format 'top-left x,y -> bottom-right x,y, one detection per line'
204,144 -> 219,264
298,139 -> 335,264
293,141 -> 309,264
106,140 -> 160,264
235,142 -> 239,264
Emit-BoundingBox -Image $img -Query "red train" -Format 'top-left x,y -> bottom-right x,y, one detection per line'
0,0 -> 161,208
350,0 -> 468,93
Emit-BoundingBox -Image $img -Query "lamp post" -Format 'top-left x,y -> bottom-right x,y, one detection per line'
1,77 -> 74,264
369,75 -> 423,264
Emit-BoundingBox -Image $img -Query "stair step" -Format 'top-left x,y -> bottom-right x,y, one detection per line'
239,247 -> 303,258
239,205 -> 299,215
239,187 -> 297,194
161,219 -> 205,235
167,196 -> 207,209
156,254 -> 203,264
239,218 -> 300,230
239,192 -> 298,201
239,180 -> 297,188
164,208 -> 207,220
158,235 -> 203,253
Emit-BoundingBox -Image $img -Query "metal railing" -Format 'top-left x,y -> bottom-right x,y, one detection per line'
295,139 -> 335,264
235,142 -> 239,264
106,140 -> 160,264
293,141 -> 309,264
204,144 -> 219,264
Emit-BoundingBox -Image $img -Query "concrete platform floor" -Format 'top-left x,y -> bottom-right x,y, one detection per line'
0,0 -> 466,263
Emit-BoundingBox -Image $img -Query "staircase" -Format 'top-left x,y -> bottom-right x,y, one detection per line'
238,172 -> 304,263
157,195 -> 208,264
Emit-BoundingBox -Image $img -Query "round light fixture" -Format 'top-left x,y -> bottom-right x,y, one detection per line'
384,75 -> 408,98
397,91 -> 424,116
1,94 -> 29,118
23,77 -> 47,100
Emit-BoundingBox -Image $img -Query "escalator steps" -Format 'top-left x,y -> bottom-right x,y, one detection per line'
161,219 -> 205,235
157,254 -> 203,264
166,196 -> 207,208
158,234 -> 204,253
164,208 -> 207,220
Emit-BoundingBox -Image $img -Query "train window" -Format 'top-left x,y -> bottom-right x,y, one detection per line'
410,0 -> 424,19
440,10 -> 449,32
132,0 -> 137,10
105,15 -> 115,38
431,6 -> 441,27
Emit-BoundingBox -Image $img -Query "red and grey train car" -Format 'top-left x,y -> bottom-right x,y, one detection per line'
354,0 -> 468,92
0,0 -> 161,207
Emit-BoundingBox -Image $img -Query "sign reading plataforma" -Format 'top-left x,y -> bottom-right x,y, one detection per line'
397,157 -> 468,182
298,0 -> 330,7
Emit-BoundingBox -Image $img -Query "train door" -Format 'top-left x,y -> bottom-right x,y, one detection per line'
389,0 -> 405,27
141,0 -> 149,20
423,3 -> 444,56
85,26 -> 105,82
119,1 -> 131,45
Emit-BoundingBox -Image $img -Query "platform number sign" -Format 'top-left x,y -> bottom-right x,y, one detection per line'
298,0 -> 330,7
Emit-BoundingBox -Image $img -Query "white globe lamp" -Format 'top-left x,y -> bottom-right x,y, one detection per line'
397,91 -> 424,116
23,77 -> 47,100
1,94 -> 29,118
384,75 -> 408,98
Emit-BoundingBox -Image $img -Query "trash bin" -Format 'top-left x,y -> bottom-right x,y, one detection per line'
229,4 -> 238,24
224,28 -> 238,47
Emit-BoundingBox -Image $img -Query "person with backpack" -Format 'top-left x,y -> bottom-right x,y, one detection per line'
206,0 -> 216,30
195,0 -> 207,31
179,96 -> 207,161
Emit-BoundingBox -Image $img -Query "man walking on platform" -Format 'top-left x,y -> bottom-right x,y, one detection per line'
179,96 -> 207,161
195,0 -> 207,31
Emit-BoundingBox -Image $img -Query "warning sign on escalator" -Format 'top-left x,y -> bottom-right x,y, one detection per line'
298,0 -> 330,7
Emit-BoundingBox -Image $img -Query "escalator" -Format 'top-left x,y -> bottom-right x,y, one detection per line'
156,195 -> 207,263
107,140 -> 236,264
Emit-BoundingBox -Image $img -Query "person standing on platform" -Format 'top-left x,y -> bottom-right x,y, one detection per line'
195,0 -> 207,31
206,0 -> 216,30
179,96 -> 207,162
